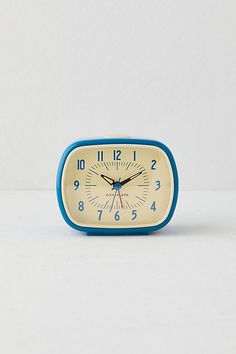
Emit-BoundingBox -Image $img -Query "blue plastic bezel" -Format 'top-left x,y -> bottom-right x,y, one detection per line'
56,138 -> 179,235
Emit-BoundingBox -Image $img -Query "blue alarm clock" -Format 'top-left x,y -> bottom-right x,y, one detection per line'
56,138 -> 178,235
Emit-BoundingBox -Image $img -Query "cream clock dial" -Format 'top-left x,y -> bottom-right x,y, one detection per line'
59,142 -> 177,230
85,161 -> 149,210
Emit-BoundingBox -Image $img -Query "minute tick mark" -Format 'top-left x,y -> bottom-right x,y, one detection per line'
89,169 -> 99,175
136,196 -> 145,203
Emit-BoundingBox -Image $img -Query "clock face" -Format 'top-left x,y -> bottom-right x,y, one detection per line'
61,144 -> 175,229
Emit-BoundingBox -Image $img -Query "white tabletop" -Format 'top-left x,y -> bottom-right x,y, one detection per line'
0,191 -> 235,354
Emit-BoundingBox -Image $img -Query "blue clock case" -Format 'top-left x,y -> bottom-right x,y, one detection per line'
56,138 -> 179,235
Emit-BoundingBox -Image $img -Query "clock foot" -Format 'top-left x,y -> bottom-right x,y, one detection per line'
86,231 -> 150,236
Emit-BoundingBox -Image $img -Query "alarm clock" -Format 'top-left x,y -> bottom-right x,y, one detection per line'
56,138 -> 178,235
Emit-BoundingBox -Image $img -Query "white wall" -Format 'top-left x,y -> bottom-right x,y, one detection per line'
0,0 -> 235,190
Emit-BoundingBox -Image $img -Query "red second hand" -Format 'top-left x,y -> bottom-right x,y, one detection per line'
117,189 -> 124,208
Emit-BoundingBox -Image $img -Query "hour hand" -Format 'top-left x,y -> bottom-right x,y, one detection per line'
100,174 -> 115,186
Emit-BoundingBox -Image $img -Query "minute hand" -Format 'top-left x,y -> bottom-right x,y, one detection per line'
120,171 -> 143,187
